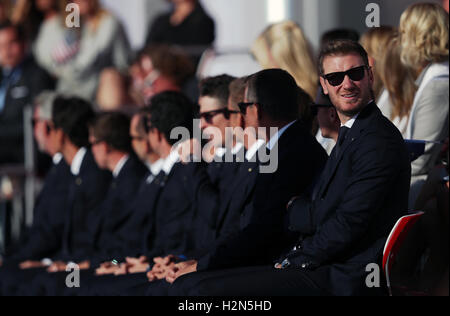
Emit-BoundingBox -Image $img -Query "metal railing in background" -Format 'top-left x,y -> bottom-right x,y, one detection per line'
24,105 -> 36,227
0,104 -> 36,256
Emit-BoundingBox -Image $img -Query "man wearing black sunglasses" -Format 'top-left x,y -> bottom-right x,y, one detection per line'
319,42 -> 374,123
197,75 -> 240,161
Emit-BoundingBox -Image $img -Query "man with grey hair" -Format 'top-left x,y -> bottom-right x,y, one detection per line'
0,92 -> 72,267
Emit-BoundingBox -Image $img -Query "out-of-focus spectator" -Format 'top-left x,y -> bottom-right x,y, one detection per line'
129,44 -> 195,106
10,0 -> 42,42
360,25 -> 397,117
252,21 -> 317,100
0,0 -> 12,24
444,0 -> 449,13
145,0 -> 215,65
0,22 -> 54,165
379,36 -> 417,133
96,67 -> 133,112
10,0 -> 59,44
399,3 -> 449,206
33,0 -> 131,101
311,87 -> 339,155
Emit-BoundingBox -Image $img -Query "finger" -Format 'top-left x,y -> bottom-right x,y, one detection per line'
153,257 -> 163,264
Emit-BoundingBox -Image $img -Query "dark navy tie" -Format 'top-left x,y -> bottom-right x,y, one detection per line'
335,126 -> 350,158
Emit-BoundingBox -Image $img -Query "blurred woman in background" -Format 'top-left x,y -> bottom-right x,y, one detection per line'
252,21 -> 317,100
360,25 -> 397,118
399,2 -> 449,206
379,36 -> 417,133
33,0 -> 131,101
252,21 -> 317,135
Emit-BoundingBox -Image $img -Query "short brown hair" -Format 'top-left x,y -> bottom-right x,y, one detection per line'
92,112 -> 132,153
318,40 -> 370,75
229,77 -> 247,111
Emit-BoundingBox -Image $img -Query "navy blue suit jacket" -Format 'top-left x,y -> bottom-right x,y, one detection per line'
58,150 -> 111,261
197,120 -> 328,270
144,163 -> 197,260
5,158 -> 71,262
73,155 -> 148,262
284,103 -> 411,296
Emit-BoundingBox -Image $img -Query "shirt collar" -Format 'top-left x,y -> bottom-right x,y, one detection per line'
112,155 -> 129,178
53,153 -> 63,165
231,142 -> 244,155
245,139 -> 266,161
267,120 -> 297,151
162,149 -> 180,175
147,158 -> 165,176
215,147 -> 227,158
70,147 -> 87,176
341,113 -> 360,129
340,100 -> 374,129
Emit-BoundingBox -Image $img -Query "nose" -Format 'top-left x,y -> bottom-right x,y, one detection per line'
342,74 -> 357,89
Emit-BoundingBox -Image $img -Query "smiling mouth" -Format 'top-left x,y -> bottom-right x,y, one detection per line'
342,93 -> 358,99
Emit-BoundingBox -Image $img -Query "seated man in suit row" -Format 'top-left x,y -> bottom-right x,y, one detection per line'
33,108 -> 170,296
0,92 -> 71,268
170,40 -> 412,296
144,76 -> 256,284
130,108 -> 164,175
166,69 -> 328,293
20,112 -> 150,295
76,92 -> 198,295
0,97 -> 112,295
93,75 -> 251,295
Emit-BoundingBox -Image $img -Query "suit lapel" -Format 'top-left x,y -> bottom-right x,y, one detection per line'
316,103 -> 378,199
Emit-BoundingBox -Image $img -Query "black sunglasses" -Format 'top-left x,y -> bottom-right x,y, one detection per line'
131,135 -> 146,141
199,109 -> 240,124
32,118 -> 53,134
238,102 -> 257,114
322,65 -> 368,87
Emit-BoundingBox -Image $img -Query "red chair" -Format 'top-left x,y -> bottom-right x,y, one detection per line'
383,212 -> 425,296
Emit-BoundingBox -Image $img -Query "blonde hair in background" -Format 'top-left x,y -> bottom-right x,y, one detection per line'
379,36 -> 417,120
360,26 -> 397,99
252,21 -> 318,99
399,2 -> 449,71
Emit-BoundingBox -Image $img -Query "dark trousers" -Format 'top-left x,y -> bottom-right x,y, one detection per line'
169,265 -> 329,296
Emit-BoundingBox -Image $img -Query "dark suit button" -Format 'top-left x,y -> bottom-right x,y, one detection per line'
76,178 -> 82,186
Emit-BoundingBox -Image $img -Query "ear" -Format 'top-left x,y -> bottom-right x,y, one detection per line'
367,66 -> 375,86
320,77 -> 329,95
253,103 -> 262,121
104,143 -> 112,154
144,140 -> 151,154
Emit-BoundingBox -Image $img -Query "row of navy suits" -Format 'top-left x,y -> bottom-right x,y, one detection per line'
170,103 -> 412,296
70,120 -> 328,296
1,119 -> 328,296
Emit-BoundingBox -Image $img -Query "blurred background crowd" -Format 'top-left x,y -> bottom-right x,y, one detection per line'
0,0 -> 448,295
